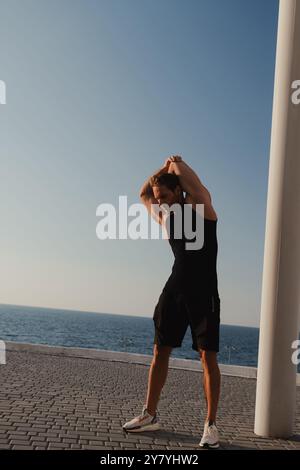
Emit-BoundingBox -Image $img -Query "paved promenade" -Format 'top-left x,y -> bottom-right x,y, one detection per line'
0,342 -> 299,451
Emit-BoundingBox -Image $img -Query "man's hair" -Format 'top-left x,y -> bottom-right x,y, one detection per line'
150,173 -> 181,192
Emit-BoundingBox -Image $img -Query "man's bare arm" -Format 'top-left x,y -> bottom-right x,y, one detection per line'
139,160 -> 171,198
139,161 -> 171,224
167,157 -> 212,203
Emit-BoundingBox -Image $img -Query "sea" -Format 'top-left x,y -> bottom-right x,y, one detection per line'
0,303 -> 261,367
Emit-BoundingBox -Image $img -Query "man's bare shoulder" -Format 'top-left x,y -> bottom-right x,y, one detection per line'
184,193 -> 218,221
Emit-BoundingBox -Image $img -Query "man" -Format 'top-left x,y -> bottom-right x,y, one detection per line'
122,155 -> 221,449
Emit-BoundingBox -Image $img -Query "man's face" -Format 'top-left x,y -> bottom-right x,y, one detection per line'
152,184 -> 182,209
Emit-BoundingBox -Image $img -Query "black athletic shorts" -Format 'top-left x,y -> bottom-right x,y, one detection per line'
153,287 -> 220,352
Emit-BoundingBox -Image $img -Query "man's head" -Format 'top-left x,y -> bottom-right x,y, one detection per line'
150,173 -> 184,207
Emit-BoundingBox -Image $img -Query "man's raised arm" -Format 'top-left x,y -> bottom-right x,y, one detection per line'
139,160 -> 171,199
139,160 -> 172,225
167,155 -> 212,203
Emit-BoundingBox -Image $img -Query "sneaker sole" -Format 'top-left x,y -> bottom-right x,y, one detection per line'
123,422 -> 161,433
199,442 -> 219,449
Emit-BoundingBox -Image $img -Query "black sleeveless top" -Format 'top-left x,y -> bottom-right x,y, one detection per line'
163,202 -> 219,299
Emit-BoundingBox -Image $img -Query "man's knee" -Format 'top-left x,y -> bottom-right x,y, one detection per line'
153,344 -> 172,361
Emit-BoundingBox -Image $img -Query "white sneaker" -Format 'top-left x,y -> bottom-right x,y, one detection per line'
199,421 -> 220,449
122,405 -> 160,433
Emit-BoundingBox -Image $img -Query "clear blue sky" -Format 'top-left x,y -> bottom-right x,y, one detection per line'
0,0 -> 279,327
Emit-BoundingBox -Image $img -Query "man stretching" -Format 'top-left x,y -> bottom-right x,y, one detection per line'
123,155 -> 221,449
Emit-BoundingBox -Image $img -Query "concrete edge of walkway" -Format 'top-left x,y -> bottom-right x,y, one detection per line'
3,340 -> 300,385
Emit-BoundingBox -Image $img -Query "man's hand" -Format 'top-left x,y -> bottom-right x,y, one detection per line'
164,155 -> 183,166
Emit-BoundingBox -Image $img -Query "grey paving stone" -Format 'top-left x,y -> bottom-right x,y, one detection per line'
12,445 -> 33,450
0,349 -> 299,451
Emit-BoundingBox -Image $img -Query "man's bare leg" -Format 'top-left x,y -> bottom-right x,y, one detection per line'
145,344 -> 172,416
199,349 -> 221,423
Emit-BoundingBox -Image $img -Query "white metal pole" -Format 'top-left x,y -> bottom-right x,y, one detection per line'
254,0 -> 300,437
